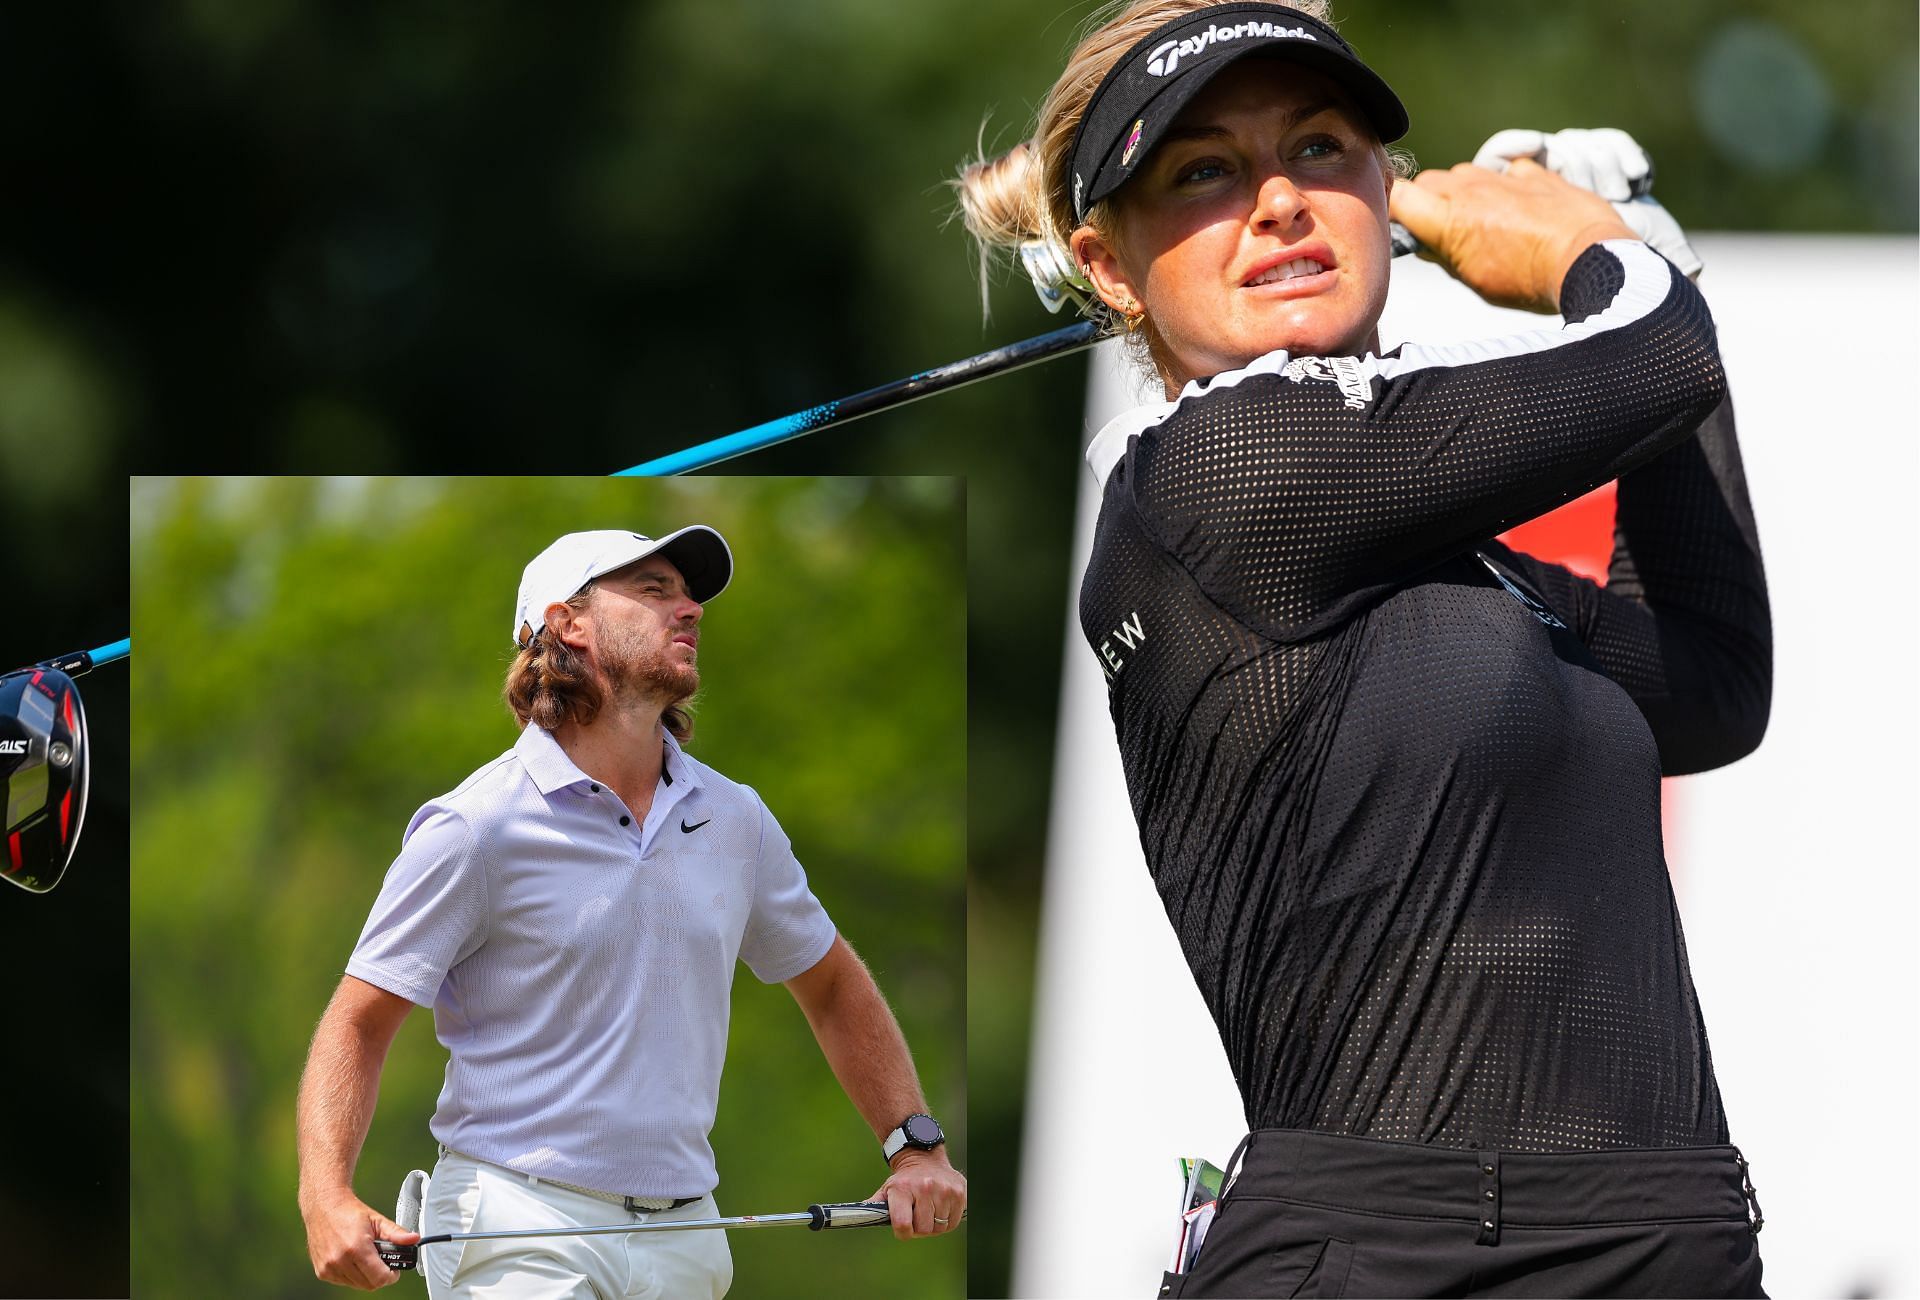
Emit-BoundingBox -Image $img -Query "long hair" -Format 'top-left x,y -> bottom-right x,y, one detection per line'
503,585 -> 695,743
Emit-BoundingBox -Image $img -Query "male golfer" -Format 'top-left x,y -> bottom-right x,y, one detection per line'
297,526 -> 965,1296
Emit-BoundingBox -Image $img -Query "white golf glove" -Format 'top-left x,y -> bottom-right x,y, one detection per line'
396,1169 -> 430,1234
1472,127 -> 1702,280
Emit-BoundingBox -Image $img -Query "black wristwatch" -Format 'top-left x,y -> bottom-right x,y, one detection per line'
881,1113 -> 945,1163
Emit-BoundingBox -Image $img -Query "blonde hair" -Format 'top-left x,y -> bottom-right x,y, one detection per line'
504,586 -> 695,743
954,0 -> 1410,355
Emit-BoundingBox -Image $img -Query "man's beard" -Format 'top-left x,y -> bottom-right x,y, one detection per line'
599,624 -> 699,708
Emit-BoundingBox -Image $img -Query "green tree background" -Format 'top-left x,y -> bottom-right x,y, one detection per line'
129,476 -> 965,1299
1,1 -> 1910,1294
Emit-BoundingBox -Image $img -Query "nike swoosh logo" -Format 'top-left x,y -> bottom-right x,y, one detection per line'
680,819 -> 711,834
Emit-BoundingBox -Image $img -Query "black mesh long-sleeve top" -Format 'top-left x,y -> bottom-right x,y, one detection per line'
1077,240 -> 1770,1152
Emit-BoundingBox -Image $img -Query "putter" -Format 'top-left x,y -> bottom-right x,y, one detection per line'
2,638 -> 130,894
375,1199 -> 897,1272
616,221 -> 1423,476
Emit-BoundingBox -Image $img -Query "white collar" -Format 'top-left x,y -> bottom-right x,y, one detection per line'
515,722 -> 700,795
1084,400 -> 1174,488
659,728 -> 699,791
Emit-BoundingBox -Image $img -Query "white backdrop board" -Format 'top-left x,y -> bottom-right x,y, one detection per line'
1013,235 -> 1920,1300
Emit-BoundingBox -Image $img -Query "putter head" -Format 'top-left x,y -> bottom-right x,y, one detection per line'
0,665 -> 90,893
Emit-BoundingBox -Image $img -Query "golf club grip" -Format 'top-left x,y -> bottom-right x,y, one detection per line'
806,1201 -> 893,1231
375,1239 -> 419,1271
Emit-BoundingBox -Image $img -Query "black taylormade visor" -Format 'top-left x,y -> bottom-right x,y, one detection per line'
1068,3 -> 1408,222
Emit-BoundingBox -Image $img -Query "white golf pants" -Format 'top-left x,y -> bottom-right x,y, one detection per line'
421,1149 -> 732,1299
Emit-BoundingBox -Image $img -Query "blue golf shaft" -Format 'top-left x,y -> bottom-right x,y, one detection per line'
615,320 -> 1102,476
615,221 -> 1419,477
29,639 -> 131,677
618,406 -> 851,477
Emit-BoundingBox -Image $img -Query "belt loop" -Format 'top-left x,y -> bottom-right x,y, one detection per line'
1732,1147 -> 1764,1234
1216,1131 -> 1256,1207
1475,1151 -> 1502,1246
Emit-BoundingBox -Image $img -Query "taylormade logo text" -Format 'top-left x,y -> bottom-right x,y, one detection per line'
1147,22 -> 1317,76
0,740 -> 28,755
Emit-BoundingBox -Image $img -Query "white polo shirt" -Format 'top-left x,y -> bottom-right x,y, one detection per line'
346,724 -> 837,1197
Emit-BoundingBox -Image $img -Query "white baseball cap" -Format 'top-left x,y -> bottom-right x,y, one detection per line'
513,527 -> 733,646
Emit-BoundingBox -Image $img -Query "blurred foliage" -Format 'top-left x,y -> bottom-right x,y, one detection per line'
1,1 -> 1911,1294
129,476 -> 964,1299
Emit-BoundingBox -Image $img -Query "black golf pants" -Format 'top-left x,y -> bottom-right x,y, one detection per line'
1160,1129 -> 1766,1299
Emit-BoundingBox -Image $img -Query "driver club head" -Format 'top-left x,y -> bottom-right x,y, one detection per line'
0,664 -> 90,893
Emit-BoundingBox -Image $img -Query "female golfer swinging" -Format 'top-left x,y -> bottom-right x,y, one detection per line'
961,2 -> 1770,1296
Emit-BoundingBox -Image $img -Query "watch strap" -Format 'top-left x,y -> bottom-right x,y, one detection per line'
882,1113 -> 943,1163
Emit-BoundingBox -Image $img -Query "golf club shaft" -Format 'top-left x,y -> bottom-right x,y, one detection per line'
422,1207 -> 829,1247
616,221 -> 1422,477
376,1200 -> 894,1269
616,321 -> 1101,475
33,639 -> 131,677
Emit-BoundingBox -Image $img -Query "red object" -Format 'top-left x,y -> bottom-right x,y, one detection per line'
59,789 -> 72,842
6,832 -> 20,874
1497,482 -> 1684,875
1498,482 -> 1617,586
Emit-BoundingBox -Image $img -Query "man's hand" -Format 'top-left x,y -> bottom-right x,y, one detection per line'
1389,159 -> 1638,314
787,936 -> 966,1239
870,1148 -> 967,1240
297,977 -> 417,1288
300,1187 -> 418,1290
1471,127 -> 1704,279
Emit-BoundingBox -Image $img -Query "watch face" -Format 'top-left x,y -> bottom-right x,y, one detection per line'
905,1114 -> 942,1145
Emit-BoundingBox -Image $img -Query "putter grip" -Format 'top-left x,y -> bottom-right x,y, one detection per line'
376,1240 -> 418,1271
807,1201 -> 893,1231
